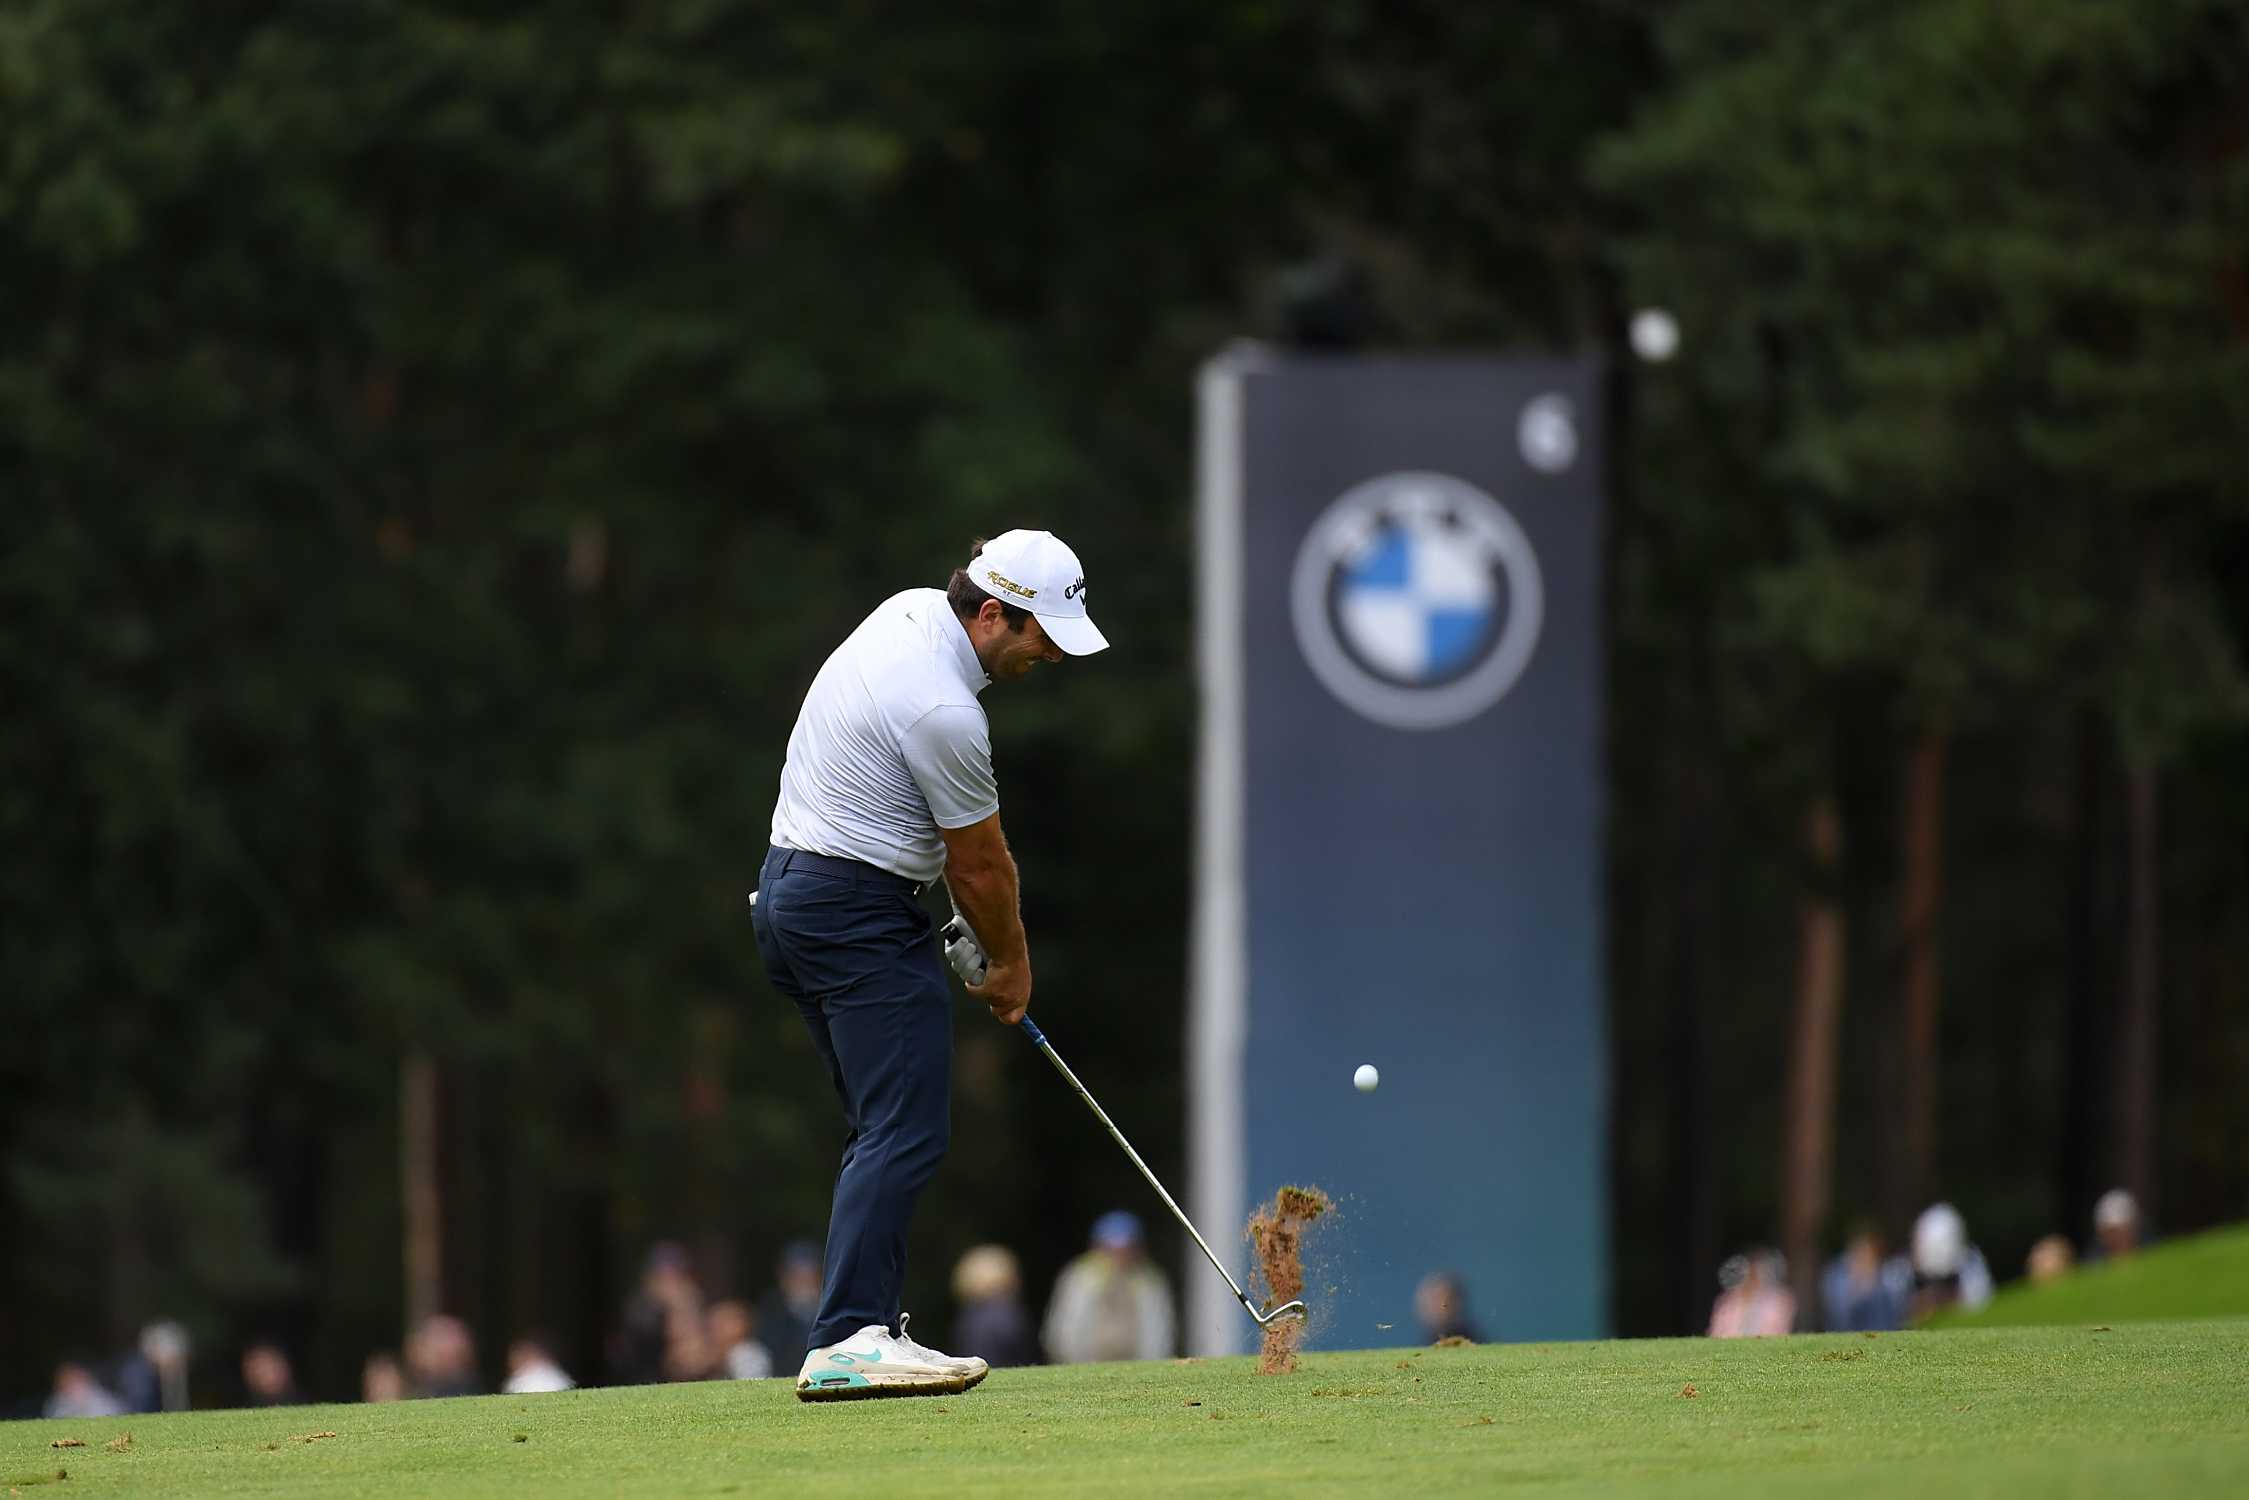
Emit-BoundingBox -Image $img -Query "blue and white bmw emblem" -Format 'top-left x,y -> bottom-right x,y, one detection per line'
1290,472 -> 1544,730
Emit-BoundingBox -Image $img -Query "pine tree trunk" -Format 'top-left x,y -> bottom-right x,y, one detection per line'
2114,762 -> 2161,1212
2059,717 -> 2109,1241
1670,745 -> 1722,1333
401,1051 -> 443,1337
1781,792 -> 1846,1329
1896,728 -> 1948,1224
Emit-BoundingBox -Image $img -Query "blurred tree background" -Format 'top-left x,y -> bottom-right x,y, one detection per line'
2,0 -> 2244,1402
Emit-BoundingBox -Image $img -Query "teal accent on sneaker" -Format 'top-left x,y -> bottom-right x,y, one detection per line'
812,1372 -> 871,1390
828,1348 -> 881,1366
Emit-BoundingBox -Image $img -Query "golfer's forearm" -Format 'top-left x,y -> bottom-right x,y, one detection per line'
948,859 -> 1028,969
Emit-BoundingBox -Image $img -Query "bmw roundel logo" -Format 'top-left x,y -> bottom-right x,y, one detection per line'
1290,472 -> 1544,731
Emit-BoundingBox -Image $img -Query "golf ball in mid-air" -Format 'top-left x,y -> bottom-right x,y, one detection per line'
1354,1063 -> 1380,1092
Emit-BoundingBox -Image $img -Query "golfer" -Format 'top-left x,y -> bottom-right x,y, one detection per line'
751,530 -> 1107,1401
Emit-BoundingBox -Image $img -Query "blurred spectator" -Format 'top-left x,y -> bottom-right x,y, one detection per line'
113,1320 -> 191,1414
242,1342 -> 303,1406
1819,1227 -> 1911,1332
1413,1271 -> 1485,1344
2089,1188 -> 2144,1262
1708,1250 -> 1795,1337
661,1310 -> 711,1382
755,1240 -> 824,1366
951,1244 -> 1037,1368
705,1300 -> 773,1380
45,1361 -> 126,1419
1043,1211 -> 1176,1364
1910,1203 -> 1993,1317
406,1314 -> 483,1398
501,1335 -> 576,1395
2027,1234 -> 2077,1283
362,1352 -> 407,1403
615,1241 -> 704,1385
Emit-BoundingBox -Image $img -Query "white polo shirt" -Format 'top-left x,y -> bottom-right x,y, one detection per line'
770,588 -> 997,883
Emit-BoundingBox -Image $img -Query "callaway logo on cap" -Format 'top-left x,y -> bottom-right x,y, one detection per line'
972,529 -> 1109,657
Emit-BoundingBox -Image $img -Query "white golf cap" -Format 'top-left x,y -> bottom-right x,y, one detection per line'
1913,1202 -> 1967,1278
2093,1188 -> 2139,1230
968,529 -> 1108,656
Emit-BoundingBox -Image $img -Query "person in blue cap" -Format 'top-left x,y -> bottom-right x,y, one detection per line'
1042,1211 -> 1177,1364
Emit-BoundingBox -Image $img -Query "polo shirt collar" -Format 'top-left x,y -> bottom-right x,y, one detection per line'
938,601 -> 991,695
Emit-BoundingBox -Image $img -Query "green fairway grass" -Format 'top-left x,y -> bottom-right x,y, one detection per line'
1935,1222 -> 2249,1329
12,1321 -> 2247,1498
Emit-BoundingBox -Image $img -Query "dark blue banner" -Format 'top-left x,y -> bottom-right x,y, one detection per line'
1190,346 -> 1608,1352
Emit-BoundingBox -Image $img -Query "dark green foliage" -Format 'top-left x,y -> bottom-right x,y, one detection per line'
0,0 -> 1222,1393
1596,0 -> 2249,1329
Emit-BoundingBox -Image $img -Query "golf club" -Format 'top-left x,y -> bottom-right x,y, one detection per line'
1018,1015 -> 1307,1329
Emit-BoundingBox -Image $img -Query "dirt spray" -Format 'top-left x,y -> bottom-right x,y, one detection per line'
1246,1185 -> 1332,1374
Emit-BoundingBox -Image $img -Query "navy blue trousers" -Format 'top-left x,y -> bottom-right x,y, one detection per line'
751,845 -> 952,1355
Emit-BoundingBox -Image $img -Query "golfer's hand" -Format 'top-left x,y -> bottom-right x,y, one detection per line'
940,914 -> 989,987
968,960 -> 1030,1026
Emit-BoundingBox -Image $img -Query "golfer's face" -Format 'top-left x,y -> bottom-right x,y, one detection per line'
991,615 -> 1065,678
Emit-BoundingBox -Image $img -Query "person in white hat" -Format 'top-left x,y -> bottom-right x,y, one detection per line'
2090,1188 -> 2144,1262
1909,1202 -> 1993,1317
751,530 -> 1105,1402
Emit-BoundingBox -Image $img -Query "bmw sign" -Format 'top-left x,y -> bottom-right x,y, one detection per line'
1193,350 -> 1607,1356
1289,471 -> 1545,731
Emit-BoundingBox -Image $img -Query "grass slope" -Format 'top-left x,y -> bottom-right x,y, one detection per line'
11,1322 -> 2248,1499
1935,1222 -> 2249,1329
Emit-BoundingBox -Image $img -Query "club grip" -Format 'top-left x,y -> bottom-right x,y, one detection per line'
1018,1016 -> 1048,1048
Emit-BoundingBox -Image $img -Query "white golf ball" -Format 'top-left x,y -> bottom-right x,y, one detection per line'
1354,1063 -> 1379,1092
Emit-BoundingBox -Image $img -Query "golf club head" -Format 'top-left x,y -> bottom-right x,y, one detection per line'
1253,1298 -> 1308,1327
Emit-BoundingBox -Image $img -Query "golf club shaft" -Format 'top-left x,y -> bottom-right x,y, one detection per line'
1017,1016 -> 1262,1318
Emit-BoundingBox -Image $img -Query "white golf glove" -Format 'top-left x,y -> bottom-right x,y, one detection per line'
940,908 -> 988,987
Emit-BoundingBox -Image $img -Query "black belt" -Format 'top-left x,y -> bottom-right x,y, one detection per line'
770,846 -> 927,895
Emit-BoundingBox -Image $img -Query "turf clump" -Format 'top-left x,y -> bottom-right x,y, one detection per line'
1247,1184 -> 1332,1374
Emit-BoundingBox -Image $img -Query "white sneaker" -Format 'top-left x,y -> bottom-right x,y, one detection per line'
896,1312 -> 989,1392
795,1324 -> 969,1402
